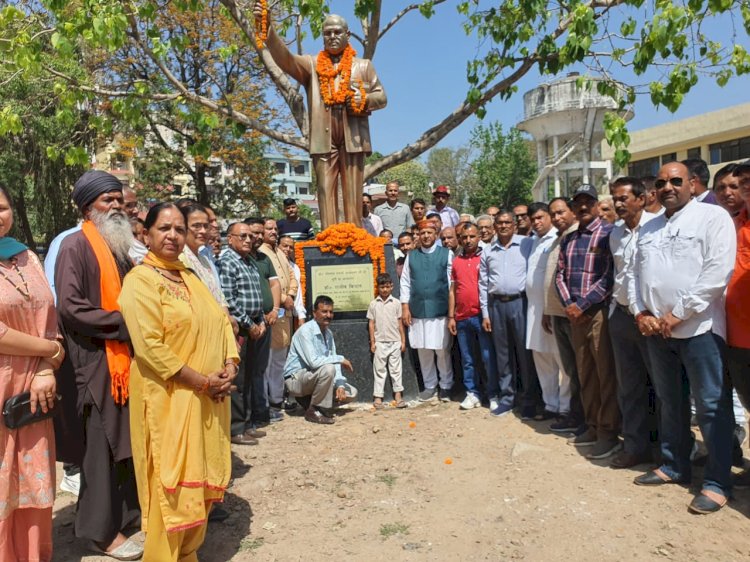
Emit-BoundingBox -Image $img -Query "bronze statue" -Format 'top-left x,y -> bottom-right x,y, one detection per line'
253,6 -> 387,228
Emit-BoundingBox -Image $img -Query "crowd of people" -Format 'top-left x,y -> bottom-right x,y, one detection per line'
1,156 -> 749,561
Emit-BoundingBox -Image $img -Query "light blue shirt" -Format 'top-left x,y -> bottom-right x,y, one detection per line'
198,244 -> 222,285
283,319 -> 346,386
44,225 -> 82,304
479,234 -> 531,318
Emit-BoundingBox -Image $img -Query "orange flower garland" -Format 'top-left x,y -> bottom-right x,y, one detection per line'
295,223 -> 386,307
255,0 -> 268,49
316,45 -> 367,115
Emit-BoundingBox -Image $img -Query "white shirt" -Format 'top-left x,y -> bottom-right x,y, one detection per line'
362,212 -> 384,236
629,199 -> 736,339
525,227 -> 558,352
399,243 -> 453,349
290,261 -> 306,320
610,211 -> 656,307
399,243 -> 453,304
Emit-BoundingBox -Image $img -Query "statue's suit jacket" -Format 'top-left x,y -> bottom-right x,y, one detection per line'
266,29 -> 387,156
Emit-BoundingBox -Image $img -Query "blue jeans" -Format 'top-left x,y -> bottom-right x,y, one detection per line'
456,314 -> 497,398
646,331 -> 733,495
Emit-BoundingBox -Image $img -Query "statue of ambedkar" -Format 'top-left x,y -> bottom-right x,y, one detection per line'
254,5 -> 387,228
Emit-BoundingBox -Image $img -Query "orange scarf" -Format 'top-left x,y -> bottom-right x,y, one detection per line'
81,220 -> 131,405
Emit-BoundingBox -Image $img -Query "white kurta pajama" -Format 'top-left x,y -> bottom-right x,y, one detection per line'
525,227 -> 571,414
400,244 -> 455,390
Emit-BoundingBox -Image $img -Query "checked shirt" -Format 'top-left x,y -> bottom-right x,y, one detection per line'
218,247 -> 264,330
555,217 -> 614,312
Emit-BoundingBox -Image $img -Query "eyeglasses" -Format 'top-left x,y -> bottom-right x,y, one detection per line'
230,233 -> 253,240
515,213 -> 528,220
654,177 -> 684,189
189,222 -> 209,231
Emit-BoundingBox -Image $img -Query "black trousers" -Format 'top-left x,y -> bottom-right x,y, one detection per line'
75,404 -> 140,544
231,328 -> 271,434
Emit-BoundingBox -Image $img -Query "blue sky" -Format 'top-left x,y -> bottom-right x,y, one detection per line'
293,1 -> 750,158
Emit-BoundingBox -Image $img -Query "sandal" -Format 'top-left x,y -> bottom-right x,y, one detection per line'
90,538 -> 144,561
395,400 -> 408,409
633,468 -> 686,486
373,401 -> 384,410
688,490 -> 727,514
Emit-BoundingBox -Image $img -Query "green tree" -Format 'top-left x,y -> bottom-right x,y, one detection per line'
383,160 -> 430,201
0,69 -> 91,248
425,146 -> 476,213
468,123 -> 536,214
3,0 -> 750,175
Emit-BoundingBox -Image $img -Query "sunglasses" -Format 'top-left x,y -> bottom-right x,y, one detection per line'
654,177 -> 684,189
230,233 -> 253,240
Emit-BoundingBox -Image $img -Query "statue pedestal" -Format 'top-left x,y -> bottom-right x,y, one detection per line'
301,243 -> 420,400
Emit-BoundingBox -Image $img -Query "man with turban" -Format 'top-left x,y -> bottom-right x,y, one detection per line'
55,170 -> 142,560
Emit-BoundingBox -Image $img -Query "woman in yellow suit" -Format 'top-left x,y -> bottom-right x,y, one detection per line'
119,202 -> 239,561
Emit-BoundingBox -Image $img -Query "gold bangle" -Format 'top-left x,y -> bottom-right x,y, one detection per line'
50,341 -> 62,360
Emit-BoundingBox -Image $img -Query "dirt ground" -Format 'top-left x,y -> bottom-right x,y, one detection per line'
53,399 -> 750,561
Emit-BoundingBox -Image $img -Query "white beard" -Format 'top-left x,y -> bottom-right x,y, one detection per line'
89,208 -> 134,263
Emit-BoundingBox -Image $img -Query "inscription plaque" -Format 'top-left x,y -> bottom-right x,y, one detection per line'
310,263 -> 374,312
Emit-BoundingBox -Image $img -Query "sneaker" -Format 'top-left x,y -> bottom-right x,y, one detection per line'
59,472 -> 81,496
490,403 -> 513,417
438,388 -> 451,402
460,393 -> 481,410
550,416 -> 581,434
489,398 -> 500,412
568,427 -> 597,447
586,438 -> 622,460
269,408 -> 284,423
418,387 -> 437,402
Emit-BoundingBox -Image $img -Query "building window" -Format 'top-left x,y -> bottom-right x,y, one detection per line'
687,147 -> 701,159
629,157 -> 660,178
298,186 -> 308,195
709,136 -> 750,165
274,162 -> 286,174
277,184 -> 287,195
293,163 -> 306,175
660,153 -> 677,165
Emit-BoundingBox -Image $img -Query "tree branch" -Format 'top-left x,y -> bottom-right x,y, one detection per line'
123,3 -> 306,150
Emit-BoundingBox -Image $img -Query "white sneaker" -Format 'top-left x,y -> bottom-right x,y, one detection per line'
489,398 -> 500,412
460,393 -> 481,410
59,472 -> 80,496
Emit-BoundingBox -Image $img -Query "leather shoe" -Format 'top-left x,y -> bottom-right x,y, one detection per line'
610,450 -> 651,469
304,408 -> 334,425
633,469 -> 686,486
245,427 -> 267,438
231,433 -> 259,445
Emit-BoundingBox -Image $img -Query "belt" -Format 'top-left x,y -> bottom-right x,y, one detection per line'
615,303 -> 632,316
490,292 -> 524,303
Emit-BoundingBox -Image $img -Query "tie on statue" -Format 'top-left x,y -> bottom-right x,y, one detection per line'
253,5 -> 387,228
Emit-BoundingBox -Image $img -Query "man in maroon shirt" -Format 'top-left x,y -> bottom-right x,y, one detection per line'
448,224 -> 498,409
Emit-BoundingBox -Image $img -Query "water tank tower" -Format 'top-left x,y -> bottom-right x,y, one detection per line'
517,73 -> 633,200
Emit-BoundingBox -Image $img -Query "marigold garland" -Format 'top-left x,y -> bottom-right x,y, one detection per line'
295,223 -> 387,308
255,0 -> 268,49
316,45 -> 367,115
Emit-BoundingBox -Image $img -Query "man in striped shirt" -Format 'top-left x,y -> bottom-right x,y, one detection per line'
555,184 -> 621,460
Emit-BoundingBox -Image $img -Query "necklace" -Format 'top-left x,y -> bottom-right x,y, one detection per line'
0,257 -> 30,300
149,265 -> 185,284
